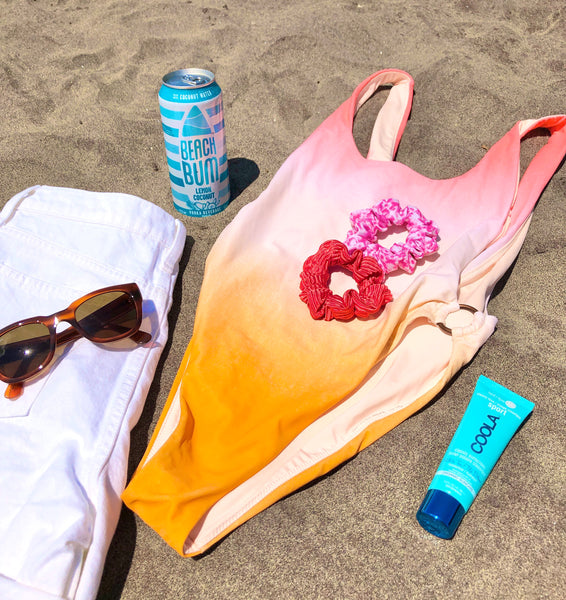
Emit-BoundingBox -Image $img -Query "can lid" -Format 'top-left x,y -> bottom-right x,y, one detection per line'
162,68 -> 215,89
416,488 -> 466,539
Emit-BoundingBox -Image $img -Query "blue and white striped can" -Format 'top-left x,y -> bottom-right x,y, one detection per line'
159,68 -> 230,217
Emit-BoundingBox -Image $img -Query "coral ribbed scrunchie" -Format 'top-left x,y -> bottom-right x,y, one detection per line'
299,240 -> 393,321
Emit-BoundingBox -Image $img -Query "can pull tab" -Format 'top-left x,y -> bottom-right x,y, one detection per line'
182,74 -> 208,86
436,304 -> 478,335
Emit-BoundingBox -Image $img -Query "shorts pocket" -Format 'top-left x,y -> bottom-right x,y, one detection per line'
0,376 -> 50,419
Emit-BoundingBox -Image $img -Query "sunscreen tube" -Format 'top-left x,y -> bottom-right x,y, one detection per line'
416,375 -> 534,539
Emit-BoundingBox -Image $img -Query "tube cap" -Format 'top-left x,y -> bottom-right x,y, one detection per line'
416,489 -> 466,539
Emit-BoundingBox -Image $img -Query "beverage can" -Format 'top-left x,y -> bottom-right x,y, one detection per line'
159,68 -> 230,217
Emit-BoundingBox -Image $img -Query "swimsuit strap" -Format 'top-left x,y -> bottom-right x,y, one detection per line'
348,69 -> 414,162
514,115 -> 566,224
478,114 -> 566,262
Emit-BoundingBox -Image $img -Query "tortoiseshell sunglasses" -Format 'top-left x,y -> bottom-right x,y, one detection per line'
0,283 -> 151,400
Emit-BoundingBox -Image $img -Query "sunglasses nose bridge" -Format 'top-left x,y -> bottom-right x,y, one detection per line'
50,309 -> 84,346
52,306 -> 79,328
47,310 -> 81,347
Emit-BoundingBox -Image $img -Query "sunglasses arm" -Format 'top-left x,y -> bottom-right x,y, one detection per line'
5,382 -> 24,400
56,327 -> 150,346
131,330 -> 152,344
57,327 -> 83,346
55,327 -> 150,346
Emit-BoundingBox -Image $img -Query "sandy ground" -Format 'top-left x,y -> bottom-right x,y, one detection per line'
1,1 -> 565,599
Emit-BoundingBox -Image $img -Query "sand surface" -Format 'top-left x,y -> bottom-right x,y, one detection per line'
1,1 -> 565,599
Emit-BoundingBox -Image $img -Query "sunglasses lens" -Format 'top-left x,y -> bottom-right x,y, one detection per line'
75,291 -> 139,340
0,323 -> 52,380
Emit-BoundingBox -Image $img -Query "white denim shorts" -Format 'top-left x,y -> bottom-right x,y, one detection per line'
0,186 -> 185,600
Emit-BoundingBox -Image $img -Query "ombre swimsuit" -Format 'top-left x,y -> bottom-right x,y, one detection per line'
123,69 -> 566,556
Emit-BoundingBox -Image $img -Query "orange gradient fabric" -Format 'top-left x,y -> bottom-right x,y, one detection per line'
122,69 -> 566,555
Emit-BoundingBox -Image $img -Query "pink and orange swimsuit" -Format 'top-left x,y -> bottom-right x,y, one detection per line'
123,69 -> 566,556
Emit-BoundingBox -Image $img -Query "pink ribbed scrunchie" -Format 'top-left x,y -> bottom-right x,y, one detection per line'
345,198 -> 439,274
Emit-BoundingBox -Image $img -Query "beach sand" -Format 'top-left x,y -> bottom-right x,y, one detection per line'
1,1 -> 565,598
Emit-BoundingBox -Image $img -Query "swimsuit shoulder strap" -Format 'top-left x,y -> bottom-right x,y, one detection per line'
491,114 -> 566,241
515,115 -> 566,218
347,69 -> 414,162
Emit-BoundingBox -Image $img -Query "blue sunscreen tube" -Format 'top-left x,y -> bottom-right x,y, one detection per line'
416,375 -> 534,539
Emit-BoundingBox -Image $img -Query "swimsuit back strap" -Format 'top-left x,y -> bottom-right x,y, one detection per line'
498,115 -> 566,240
350,69 -> 414,162
515,115 -> 566,216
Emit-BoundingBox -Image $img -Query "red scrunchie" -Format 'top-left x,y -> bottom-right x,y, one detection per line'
299,240 -> 393,321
